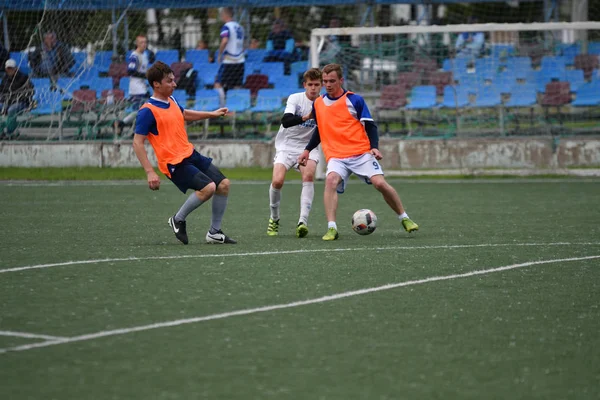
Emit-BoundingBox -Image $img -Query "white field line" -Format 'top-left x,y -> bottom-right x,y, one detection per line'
1,242 -> 599,275
0,331 -> 66,341
0,254 -> 598,355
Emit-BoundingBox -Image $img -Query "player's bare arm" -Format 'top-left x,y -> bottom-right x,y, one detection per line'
184,108 -> 228,122
297,149 -> 310,166
371,148 -> 383,160
217,37 -> 228,63
132,133 -> 160,190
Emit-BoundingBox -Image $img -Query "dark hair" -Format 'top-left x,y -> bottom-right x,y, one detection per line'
222,7 -> 234,18
147,61 -> 173,88
303,68 -> 322,82
322,63 -> 343,79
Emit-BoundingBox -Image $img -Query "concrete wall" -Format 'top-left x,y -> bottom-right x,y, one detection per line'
1,138 -> 599,169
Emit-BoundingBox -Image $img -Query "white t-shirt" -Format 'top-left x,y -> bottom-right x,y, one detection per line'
220,21 -> 245,64
127,50 -> 149,96
274,92 -> 317,153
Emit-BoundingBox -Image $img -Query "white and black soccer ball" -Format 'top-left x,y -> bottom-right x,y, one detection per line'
351,209 -> 377,235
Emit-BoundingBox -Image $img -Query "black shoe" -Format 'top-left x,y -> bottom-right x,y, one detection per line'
168,216 -> 188,245
206,229 -> 237,244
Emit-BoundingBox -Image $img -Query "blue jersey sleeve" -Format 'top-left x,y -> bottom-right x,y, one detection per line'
347,93 -> 373,121
134,107 -> 158,136
127,53 -> 139,73
220,24 -> 230,38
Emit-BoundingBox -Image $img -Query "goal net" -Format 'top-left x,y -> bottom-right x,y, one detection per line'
311,21 -> 600,137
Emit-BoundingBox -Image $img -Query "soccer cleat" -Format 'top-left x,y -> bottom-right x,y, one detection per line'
168,216 -> 189,245
402,217 -> 419,233
322,227 -> 339,241
296,222 -> 308,238
206,230 -> 237,244
267,218 -> 279,236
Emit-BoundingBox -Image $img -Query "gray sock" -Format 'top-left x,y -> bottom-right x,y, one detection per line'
210,194 -> 228,233
175,192 -> 204,222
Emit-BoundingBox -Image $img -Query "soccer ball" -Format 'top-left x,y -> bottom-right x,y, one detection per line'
352,209 -> 377,235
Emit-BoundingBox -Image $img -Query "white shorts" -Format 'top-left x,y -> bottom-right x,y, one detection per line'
273,148 -> 320,171
326,152 -> 384,193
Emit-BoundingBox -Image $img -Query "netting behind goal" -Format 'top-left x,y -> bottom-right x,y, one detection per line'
311,21 -> 600,137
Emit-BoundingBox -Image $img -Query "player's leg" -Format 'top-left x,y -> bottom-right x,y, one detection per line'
268,162 -> 287,236
168,161 -> 216,245
214,64 -> 226,107
296,151 -> 318,238
322,159 -> 349,241
352,153 -> 418,233
202,162 -> 237,244
370,175 -> 418,232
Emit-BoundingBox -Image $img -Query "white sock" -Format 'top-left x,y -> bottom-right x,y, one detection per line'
299,181 -> 314,225
328,221 -> 337,230
269,184 -> 281,220
398,212 -> 409,220
216,87 -> 225,108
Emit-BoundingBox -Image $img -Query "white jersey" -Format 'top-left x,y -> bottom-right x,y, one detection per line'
127,50 -> 149,96
274,92 -> 317,153
220,21 -> 245,64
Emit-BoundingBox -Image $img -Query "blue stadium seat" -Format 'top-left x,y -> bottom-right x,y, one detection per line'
155,50 -> 179,66
259,62 -> 285,84
172,89 -> 188,106
9,51 -> 30,75
490,44 -> 515,61
119,77 -> 130,97
472,86 -> 502,108
505,84 -> 537,107
506,57 -> 532,79
273,75 -> 300,92
589,42 -> 600,55
57,77 -> 80,100
251,89 -> 283,113
193,89 -> 221,111
195,63 -> 219,87
565,69 -> 585,93
91,77 -> 114,92
572,82 -> 600,106
243,62 -> 260,79
540,56 -> 566,80
70,52 -> 88,73
78,66 -> 100,81
245,49 -> 268,64
492,72 -> 517,91
474,59 -> 499,81
31,78 -> 52,92
185,49 -> 209,65
556,43 -> 580,66
225,89 -> 251,112
290,61 -> 308,78
405,86 -> 437,110
32,90 -> 64,115
94,51 -> 113,73
441,85 -> 469,108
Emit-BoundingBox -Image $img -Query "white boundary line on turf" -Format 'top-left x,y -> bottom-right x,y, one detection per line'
2,242 -> 600,275
0,330 -> 66,341
1,254 -> 598,355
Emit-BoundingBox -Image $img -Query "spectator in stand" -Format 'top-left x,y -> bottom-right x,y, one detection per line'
0,59 -> 33,138
455,17 -> 485,59
215,7 -> 245,106
264,19 -> 295,73
29,31 -> 75,78
115,34 -> 153,137
249,38 -> 261,50
196,39 -> 214,63
0,43 -> 9,75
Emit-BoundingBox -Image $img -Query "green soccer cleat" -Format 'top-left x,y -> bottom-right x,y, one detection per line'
296,222 -> 308,238
322,227 -> 339,241
267,218 -> 279,236
402,217 -> 419,233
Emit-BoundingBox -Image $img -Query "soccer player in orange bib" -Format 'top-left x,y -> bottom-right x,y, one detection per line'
133,61 -> 236,245
297,64 -> 419,241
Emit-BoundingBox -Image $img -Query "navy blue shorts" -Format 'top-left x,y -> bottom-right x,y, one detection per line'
168,150 -> 226,193
216,63 -> 244,89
